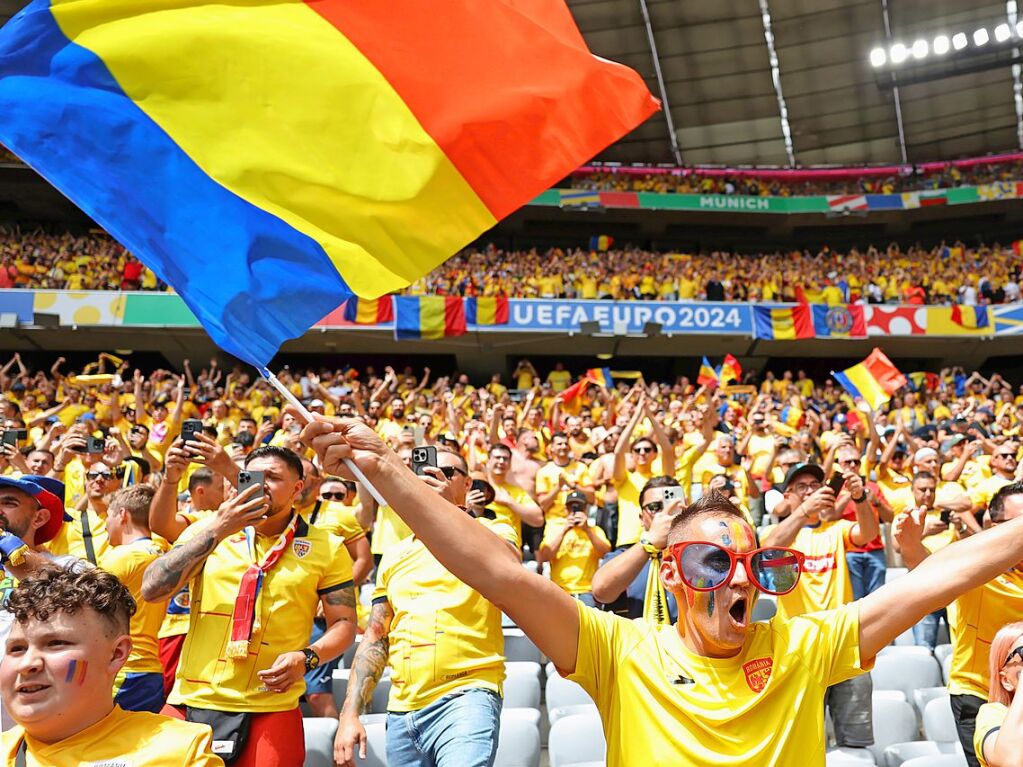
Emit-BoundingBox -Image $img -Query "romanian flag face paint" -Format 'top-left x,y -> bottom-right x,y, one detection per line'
0,0 -> 657,366
394,296 -> 466,340
465,297 -> 509,327
343,297 -> 394,326
753,306 -> 815,340
65,659 -> 88,685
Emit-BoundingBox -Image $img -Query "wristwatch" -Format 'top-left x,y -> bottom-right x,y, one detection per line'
638,534 -> 661,555
302,648 -> 320,672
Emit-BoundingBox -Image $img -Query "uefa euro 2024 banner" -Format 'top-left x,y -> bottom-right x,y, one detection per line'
500,299 -> 753,334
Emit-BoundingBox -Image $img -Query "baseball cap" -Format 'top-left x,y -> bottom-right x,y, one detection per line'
308,399 -> 325,409
913,447 -> 938,463
565,490 -> 587,509
0,475 -> 65,543
941,434 -> 967,452
783,463 -> 825,490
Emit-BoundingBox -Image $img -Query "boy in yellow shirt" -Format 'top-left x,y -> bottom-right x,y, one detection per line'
0,567 -> 221,766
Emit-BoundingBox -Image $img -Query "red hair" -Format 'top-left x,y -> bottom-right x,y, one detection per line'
988,621 -> 1023,706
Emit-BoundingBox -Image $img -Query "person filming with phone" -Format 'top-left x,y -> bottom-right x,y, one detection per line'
539,490 -> 611,607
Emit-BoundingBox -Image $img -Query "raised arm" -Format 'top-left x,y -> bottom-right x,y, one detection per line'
859,514 -> 1023,660
304,418 -> 581,673
646,399 -> 676,477
140,485 -> 267,601
612,402 -> 643,485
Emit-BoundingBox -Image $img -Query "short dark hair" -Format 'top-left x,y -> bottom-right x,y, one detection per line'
631,436 -> 656,451
638,475 -> 681,508
667,492 -> 747,545
437,446 -> 469,472
489,443 -> 512,458
6,565 -> 135,637
188,466 -> 216,493
912,471 -> 936,483
245,445 -> 304,479
989,481 -> 1023,523
107,485 -> 155,529
551,431 -> 568,442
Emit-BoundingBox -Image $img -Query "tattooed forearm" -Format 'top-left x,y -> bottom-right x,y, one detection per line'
324,584 -> 357,609
141,529 -> 218,601
341,602 -> 393,717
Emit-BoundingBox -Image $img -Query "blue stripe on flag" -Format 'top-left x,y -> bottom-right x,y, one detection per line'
832,370 -> 862,400
865,194 -> 904,211
394,296 -> 423,340
0,1 -> 351,366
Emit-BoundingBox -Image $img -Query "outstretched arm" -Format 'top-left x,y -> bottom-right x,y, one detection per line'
858,514 -> 1023,660
304,417 -> 581,673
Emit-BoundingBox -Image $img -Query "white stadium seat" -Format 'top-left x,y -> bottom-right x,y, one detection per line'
503,628 -> 543,663
867,698 -> 918,765
877,645 -> 931,657
922,696 -> 958,743
356,722 -> 388,767
333,669 -> 392,714
900,756 -> 966,767
871,654 -> 942,703
503,670 -> 541,709
549,713 -> 606,767
548,703 -> 599,727
751,595 -> 777,622
941,653 -> 952,685
494,713 -> 541,767
883,740 -> 959,767
933,644 -> 953,665
912,687 -> 948,719
303,717 -> 338,767
546,672 -> 594,716
826,747 -> 876,766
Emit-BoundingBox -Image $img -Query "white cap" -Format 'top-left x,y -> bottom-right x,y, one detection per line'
913,447 -> 938,464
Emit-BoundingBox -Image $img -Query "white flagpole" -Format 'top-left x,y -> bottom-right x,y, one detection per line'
259,367 -> 388,507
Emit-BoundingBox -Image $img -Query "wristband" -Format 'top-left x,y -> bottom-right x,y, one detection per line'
0,533 -> 29,567
639,535 -> 662,555
852,493 -> 867,503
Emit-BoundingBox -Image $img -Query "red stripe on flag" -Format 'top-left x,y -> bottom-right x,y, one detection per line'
306,0 -> 659,220
792,305 -> 815,339
599,191 -> 640,208
444,296 -> 467,336
493,296 -> 509,324
376,295 -> 394,323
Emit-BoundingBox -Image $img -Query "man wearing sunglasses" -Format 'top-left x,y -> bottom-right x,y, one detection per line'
335,447 -> 519,767
305,417 -> 1023,767
762,462 -> 880,750
895,481 -> 1023,767
45,461 -> 121,565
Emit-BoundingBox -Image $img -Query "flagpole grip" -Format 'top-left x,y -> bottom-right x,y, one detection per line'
259,368 -> 388,508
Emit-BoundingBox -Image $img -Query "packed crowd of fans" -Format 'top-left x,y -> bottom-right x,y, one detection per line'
569,159 -> 1023,197
0,349 -> 1021,764
4,227 -> 1023,305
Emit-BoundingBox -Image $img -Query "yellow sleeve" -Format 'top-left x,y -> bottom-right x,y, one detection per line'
974,702 -> 1007,767
784,602 -> 873,687
371,549 -> 393,603
535,466 -> 553,496
480,517 -> 519,547
317,534 -> 355,594
99,545 -> 133,580
565,598 -> 645,700
332,506 -> 367,543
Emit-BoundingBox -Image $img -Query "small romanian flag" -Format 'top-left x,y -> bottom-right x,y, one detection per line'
343,296 -> 394,325
753,306 -> 815,340
697,356 -> 719,387
0,0 -> 657,367
465,297 -> 509,326
832,348 -> 907,410
394,296 -> 466,340
718,354 -> 742,385
589,235 -> 614,251
950,305 -> 989,329
585,368 -> 613,388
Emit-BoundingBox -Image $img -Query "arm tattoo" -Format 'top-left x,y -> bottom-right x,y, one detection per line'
341,601 -> 392,717
324,584 -> 357,609
141,528 -> 218,601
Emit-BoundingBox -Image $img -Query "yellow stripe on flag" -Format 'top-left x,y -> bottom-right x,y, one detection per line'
769,308 -> 796,340
476,298 -> 497,326
355,299 -> 377,325
51,0 -> 497,298
419,297 -> 446,340
928,307 -> 988,336
843,363 -> 889,410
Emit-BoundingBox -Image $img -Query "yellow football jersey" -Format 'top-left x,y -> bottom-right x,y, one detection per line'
541,522 -> 609,595
974,701 -> 1007,767
370,504 -> 413,556
567,601 -> 872,767
772,520 -> 854,619
374,517 -> 516,712
102,537 -> 167,674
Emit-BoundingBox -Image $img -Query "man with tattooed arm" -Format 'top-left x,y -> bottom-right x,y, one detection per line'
335,447 -> 519,767
140,445 -> 357,767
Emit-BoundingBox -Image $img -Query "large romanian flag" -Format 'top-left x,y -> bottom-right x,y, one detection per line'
394,296 -> 466,340
832,348 -> 907,410
465,297 -> 510,327
342,296 -> 394,325
753,306 -> 814,340
0,0 -> 658,366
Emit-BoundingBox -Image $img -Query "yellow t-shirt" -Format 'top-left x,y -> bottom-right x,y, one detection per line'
374,517 -> 516,712
541,522 -> 610,594
969,474 -> 1014,510
547,369 -> 573,393
56,402 -> 89,428
947,566 -> 1023,698
487,481 -> 534,548
301,500 -> 367,543
772,520 -> 854,619
171,516 -> 354,712
613,466 -> 656,548
44,506 -> 110,565
974,701 -> 1007,767
536,460 -> 591,524
567,601 -> 871,767
1,705 -> 222,766
370,505 -> 414,556
102,538 -> 168,674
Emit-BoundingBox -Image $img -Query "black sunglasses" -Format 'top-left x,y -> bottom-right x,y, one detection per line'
1004,646 -> 1023,667
440,466 -> 467,479
319,492 -> 347,501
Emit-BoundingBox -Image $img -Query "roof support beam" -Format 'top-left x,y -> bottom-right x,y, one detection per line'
879,0 -> 909,163
637,0 -> 683,165
757,0 -> 797,166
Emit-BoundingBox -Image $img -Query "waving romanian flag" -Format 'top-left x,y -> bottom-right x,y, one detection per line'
0,0 -> 657,366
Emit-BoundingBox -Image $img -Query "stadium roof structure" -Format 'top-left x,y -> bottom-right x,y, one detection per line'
568,0 -> 1023,166
1,0 -> 1020,167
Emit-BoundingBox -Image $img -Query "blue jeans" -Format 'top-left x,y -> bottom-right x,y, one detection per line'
913,608 -> 948,649
386,688 -> 502,767
573,593 -> 597,608
846,549 -> 886,601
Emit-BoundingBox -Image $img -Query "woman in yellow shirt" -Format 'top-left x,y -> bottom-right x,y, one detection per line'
975,621 -> 1023,767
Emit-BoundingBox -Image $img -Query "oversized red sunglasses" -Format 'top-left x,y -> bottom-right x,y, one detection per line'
666,541 -> 805,596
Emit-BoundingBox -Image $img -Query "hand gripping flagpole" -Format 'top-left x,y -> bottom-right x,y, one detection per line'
259,367 -> 388,507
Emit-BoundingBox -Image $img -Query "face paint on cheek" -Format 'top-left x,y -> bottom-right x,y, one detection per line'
729,520 -> 754,549
706,590 -> 714,617
64,659 -> 88,685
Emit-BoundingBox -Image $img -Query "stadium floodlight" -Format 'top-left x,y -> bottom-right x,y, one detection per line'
911,39 -> 928,58
995,23 -> 1011,42
890,43 -> 909,64
953,32 -> 969,50
870,47 -> 887,67
933,35 -> 950,55
974,28 -> 989,46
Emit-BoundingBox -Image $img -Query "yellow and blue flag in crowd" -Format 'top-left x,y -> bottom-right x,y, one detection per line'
0,0 -> 656,366
833,348 -> 907,410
